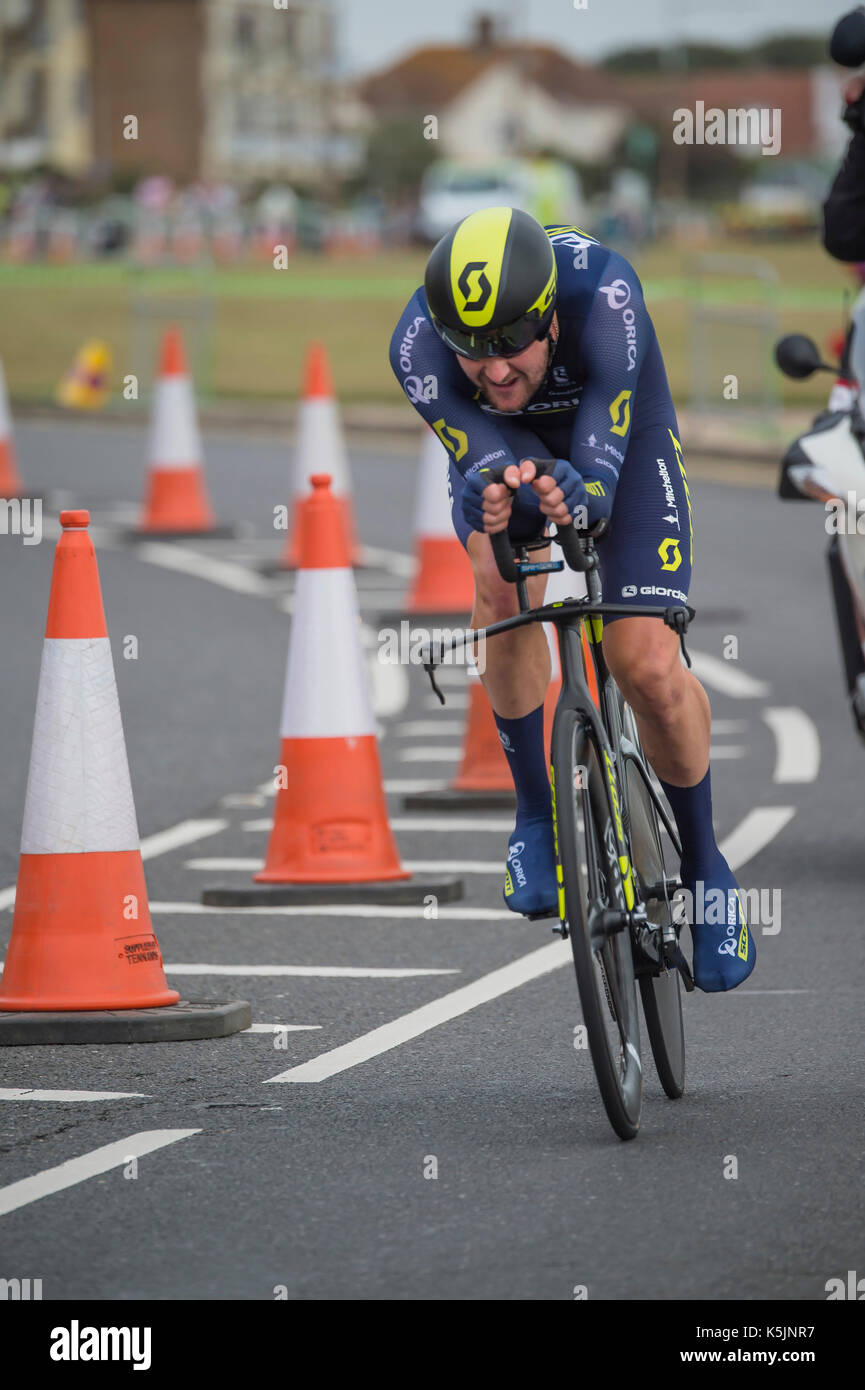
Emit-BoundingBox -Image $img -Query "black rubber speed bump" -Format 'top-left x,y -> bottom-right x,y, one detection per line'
201,875 -> 463,908
0,998 -> 252,1046
402,788 -> 515,812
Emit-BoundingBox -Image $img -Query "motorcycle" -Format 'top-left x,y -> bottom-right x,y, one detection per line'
775,303 -> 865,743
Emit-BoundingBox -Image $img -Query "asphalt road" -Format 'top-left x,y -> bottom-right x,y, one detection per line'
1,418 -> 863,1302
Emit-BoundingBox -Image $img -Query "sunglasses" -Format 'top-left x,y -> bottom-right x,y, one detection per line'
432,310 -> 554,361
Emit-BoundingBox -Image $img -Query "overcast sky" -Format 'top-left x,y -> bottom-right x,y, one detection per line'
337,0 -> 853,76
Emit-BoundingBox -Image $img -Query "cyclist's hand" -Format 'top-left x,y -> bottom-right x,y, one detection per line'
520,457 -> 587,529
461,467 -> 514,534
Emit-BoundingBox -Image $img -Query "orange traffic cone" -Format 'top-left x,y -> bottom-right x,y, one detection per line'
0,510 -> 250,1043
133,327 -> 230,538
0,357 -> 23,497
202,475 -> 461,907
403,428 -> 474,614
270,344 -> 360,570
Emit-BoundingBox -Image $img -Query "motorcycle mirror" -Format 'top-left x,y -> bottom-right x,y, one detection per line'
774,334 -> 832,379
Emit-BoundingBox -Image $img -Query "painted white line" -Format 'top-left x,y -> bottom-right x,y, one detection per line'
0,1130 -> 201,1218
163,963 -> 458,977
712,720 -> 748,734
359,544 -> 415,578
719,806 -> 796,874
135,541 -> 274,596
185,858 -> 501,875
240,816 -> 512,832
150,904 -> 516,920
689,650 -> 770,699
0,1089 -> 149,1102
434,668 -> 470,687
390,817 -> 512,832
243,1023 -> 323,1033
383,778 -> 451,793
140,819 -> 226,860
0,816 -> 228,911
185,858 -> 260,871
397,722 -> 466,737
424,693 -> 468,710
398,747 -> 461,762
265,940 -> 570,1083
730,990 -> 813,996
708,745 -> 746,759
762,707 -> 820,783
220,793 -> 266,809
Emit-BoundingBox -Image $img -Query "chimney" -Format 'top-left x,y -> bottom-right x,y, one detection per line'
472,14 -> 496,52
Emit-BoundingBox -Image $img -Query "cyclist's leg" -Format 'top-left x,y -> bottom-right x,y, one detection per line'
596,392 -> 755,991
449,425 -> 558,914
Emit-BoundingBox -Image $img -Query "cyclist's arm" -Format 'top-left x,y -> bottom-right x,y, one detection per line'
389,292 -> 525,481
568,251 -> 651,513
823,129 -> 865,262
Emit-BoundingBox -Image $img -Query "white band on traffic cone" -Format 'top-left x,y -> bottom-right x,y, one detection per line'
280,569 -> 375,738
148,377 -> 202,469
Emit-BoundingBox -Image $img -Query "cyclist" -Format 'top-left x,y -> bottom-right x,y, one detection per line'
389,207 -> 754,992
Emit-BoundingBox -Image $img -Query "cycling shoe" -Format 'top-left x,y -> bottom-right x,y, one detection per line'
680,849 -> 756,992
503,815 -> 558,917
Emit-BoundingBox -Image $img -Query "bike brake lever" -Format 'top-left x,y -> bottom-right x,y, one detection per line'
421,644 -> 447,705
664,606 -> 695,669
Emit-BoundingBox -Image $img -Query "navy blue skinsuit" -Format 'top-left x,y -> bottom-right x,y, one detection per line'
389,225 -> 693,615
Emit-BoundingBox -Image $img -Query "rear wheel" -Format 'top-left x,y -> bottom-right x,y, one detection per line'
552,707 -> 642,1140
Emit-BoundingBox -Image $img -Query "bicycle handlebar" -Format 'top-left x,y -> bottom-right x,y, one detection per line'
483,458 -> 598,582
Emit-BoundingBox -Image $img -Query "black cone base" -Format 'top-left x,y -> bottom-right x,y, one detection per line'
0,999 -> 252,1046
201,874 -> 464,908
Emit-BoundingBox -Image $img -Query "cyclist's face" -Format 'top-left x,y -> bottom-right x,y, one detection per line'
456,315 -> 557,413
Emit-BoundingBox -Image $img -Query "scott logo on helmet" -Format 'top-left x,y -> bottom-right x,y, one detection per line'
457,261 -> 492,313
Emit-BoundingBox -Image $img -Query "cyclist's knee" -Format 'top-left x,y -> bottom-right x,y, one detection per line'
604,621 -> 684,720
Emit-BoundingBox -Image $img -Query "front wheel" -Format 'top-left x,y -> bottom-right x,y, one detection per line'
552,707 -> 642,1140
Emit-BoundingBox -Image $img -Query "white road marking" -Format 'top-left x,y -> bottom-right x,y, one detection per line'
265,940 -> 571,1083
359,544 -> 415,577
184,857 -> 501,875
140,819 -> 226,860
431,668 -> 469,687
719,806 -> 796,873
150,904 -> 517,920
163,963 -> 458,977
708,745 -> 746,759
398,747 -> 462,761
397,722 -> 466,737
0,816 -> 228,911
711,720 -> 748,734
383,778 -> 451,792
243,1024 -> 323,1033
688,650 -> 771,699
424,693 -> 468,710
0,1130 -> 201,1218
0,1089 -> 149,1102
240,815 -> 514,835
762,707 -> 821,783
134,541 -> 274,596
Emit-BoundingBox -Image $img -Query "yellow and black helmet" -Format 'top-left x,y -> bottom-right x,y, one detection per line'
424,206 -> 557,359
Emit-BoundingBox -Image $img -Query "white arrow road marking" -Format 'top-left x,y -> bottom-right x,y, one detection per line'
762,707 -> 821,783
134,541 -> 274,596
0,1130 -> 201,1218
0,1089 -> 149,1102
719,807 -> 796,873
265,940 -> 571,1084
688,650 -> 771,699
163,963 -> 458,977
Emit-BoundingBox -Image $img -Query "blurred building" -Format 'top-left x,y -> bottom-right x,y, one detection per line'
0,0 -> 362,185
358,14 -> 631,166
0,0 -> 90,173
